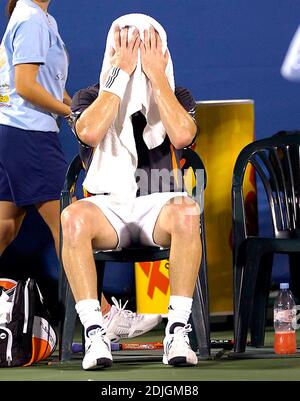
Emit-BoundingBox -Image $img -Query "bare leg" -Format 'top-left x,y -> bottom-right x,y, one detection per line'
0,201 -> 26,256
153,196 -> 202,297
61,201 -> 117,370
36,200 -> 61,257
36,196 -> 112,320
61,201 -> 118,303
154,196 -> 201,366
101,294 -> 112,315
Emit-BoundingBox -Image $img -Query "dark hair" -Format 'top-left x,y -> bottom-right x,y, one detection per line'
6,0 -> 18,18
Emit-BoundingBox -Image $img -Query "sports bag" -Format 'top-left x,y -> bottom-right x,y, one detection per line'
0,278 -> 57,367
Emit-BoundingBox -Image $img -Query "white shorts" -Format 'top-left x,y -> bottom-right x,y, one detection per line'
80,192 -> 189,249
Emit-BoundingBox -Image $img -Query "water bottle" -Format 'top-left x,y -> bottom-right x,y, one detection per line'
273,282 -> 297,354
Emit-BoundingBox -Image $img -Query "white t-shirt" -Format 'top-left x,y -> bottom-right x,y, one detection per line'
0,0 -> 68,132
281,25 -> 300,82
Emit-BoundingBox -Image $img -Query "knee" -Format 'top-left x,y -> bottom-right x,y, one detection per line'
61,203 -> 92,243
0,221 -> 17,250
168,200 -> 201,237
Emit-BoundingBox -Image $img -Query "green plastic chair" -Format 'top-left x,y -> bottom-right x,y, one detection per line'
232,130 -> 300,353
58,148 -> 210,362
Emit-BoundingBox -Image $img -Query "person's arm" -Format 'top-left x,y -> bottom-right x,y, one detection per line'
14,63 -> 70,116
75,26 -> 140,147
140,27 -> 197,149
75,91 -> 121,147
63,90 -> 72,107
12,20 -> 71,117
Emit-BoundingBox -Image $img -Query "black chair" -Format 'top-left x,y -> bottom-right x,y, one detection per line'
58,148 -> 210,362
232,131 -> 300,353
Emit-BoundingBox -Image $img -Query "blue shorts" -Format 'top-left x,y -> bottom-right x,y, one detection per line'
0,124 -> 68,207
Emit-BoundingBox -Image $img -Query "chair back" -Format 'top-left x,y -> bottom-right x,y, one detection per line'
232,131 -> 300,248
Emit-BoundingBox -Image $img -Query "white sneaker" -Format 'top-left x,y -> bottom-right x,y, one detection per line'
163,323 -> 198,366
82,325 -> 113,370
103,297 -> 162,342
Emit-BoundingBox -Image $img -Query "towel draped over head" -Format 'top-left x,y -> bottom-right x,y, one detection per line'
100,13 -> 175,150
82,13 -> 175,207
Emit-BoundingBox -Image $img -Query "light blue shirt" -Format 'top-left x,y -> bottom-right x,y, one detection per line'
0,0 -> 68,132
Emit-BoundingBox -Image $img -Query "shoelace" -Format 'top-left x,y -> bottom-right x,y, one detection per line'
88,326 -> 107,340
170,324 -> 193,346
165,324 -> 193,355
86,327 -> 110,351
110,296 -> 144,321
173,323 -> 192,337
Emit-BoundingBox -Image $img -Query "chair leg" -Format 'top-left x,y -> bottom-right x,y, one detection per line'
58,217 -> 67,328
189,212 -> 210,358
189,274 -> 210,358
58,223 -> 77,362
233,250 -> 244,327
96,261 -> 106,297
58,262 -> 67,320
59,283 -> 77,362
250,252 -> 273,347
234,248 -> 261,353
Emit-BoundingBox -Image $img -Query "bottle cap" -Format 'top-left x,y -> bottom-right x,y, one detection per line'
280,283 -> 289,290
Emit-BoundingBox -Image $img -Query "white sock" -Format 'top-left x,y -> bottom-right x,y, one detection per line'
75,299 -> 104,334
165,295 -> 193,335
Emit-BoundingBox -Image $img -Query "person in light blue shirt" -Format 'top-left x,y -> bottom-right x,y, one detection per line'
0,0 -> 71,258
0,0 -> 69,131
0,1 -> 164,344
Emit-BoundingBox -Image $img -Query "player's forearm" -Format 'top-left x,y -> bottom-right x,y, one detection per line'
75,91 -> 120,147
151,75 -> 197,149
16,81 -> 70,116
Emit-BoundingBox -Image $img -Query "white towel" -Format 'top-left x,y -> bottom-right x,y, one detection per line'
83,14 -> 175,208
100,13 -> 175,151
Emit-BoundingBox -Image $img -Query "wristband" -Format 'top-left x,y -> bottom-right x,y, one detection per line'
101,66 -> 130,100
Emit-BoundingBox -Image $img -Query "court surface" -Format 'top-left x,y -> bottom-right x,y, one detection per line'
1,325 -> 300,381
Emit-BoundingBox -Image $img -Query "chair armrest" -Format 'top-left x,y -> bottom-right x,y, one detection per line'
60,154 -> 83,211
182,148 -> 207,188
181,148 -> 206,204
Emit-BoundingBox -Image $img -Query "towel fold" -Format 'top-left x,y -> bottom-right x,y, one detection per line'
83,14 -> 175,206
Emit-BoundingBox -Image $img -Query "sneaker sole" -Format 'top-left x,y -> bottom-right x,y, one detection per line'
83,358 -> 113,370
163,355 -> 197,367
